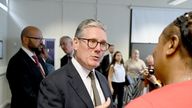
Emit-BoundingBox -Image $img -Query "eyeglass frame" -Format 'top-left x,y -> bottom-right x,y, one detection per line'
77,37 -> 110,51
26,36 -> 44,40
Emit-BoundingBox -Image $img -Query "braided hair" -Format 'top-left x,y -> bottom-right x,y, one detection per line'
173,12 -> 192,56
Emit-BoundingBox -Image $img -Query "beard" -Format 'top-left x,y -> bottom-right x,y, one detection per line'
28,39 -> 43,55
29,46 -> 41,55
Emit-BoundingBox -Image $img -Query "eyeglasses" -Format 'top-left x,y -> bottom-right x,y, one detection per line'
77,37 -> 110,51
26,36 -> 43,40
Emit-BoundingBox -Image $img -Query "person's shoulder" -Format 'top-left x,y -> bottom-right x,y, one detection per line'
43,66 -> 68,83
8,49 -> 24,62
103,54 -> 109,58
141,81 -> 192,99
126,81 -> 192,108
125,58 -> 131,63
95,70 -> 108,82
105,54 -> 110,56
95,70 -> 103,76
138,59 -> 145,63
48,64 -> 70,75
45,63 -> 75,81
125,86 -> 168,108
61,55 -> 67,60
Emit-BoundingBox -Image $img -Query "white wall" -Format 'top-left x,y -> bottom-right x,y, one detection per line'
97,3 -> 130,59
7,0 -> 131,69
61,1 -> 96,68
0,0 -> 11,107
131,7 -> 191,43
0,70 -> 10,108
0,0 -> 7,69
7,0 -> 64,69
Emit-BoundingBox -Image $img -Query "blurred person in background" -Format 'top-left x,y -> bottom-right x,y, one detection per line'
38,44 -> 55,74
143,55 -> 161,93
124,49 -> 146,99
6,26 -> 48,108
60,36 -> 74,67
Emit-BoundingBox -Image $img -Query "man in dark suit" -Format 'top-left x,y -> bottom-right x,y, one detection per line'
6,26 -> 48,108
37,44 -> 55,74
38,19 -> 113,108
98,44 -> 115,79
60,36 -> 74,67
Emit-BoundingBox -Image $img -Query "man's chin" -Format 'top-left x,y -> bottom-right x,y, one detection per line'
88,63 -> 99,69
92,64 -> 100,69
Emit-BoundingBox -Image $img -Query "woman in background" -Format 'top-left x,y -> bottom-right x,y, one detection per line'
108,51 -> 126,108
124,49 -> 146,99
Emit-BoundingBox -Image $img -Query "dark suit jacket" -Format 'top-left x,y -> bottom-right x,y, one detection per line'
60,55 -> 71,67
6,48 -> 48,108
38,61 -> 113,108
99,54 -> 111,79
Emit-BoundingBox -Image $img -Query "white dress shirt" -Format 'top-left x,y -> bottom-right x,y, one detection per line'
71,58 -> 105,106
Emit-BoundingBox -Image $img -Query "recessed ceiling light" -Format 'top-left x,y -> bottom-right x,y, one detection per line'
168,0 -> 188,5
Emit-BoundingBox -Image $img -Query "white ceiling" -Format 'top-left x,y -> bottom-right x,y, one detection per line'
130,0 -> 192,9
9,0 -> 192,9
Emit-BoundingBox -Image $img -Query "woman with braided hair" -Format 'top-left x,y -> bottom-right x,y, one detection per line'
125,11 -> 192,108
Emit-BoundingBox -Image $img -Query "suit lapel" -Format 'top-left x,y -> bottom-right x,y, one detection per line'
66,62 -> 94,108
19,49 -> 45,80
95,71 -> 111,100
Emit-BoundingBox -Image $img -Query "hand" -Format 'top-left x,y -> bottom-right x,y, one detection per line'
141,68 -> 149,76
148,75 -> 162,87
95,97 -> 111,108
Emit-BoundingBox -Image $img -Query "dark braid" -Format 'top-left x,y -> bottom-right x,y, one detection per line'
174,12 -> 192,56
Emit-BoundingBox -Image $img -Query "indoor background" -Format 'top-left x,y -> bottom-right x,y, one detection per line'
0,0 -> 191,107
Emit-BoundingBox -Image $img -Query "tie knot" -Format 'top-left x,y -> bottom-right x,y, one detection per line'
89,71 -> 95,80
32,55 -> 37,58
32,55 -> 39,63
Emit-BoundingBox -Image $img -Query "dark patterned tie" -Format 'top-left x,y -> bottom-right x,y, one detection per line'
32,55 -> 45,78
89,72 -> 101,106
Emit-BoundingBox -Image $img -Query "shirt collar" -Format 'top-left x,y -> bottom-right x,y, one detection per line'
21,46 -> 35,57
71,57 -> 95,78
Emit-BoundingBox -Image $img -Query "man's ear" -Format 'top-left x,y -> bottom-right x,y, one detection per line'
23,36 -> 29,45
73,37 -> 79,50
166,35 -> 179,55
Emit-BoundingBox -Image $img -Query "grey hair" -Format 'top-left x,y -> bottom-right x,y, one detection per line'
59,35 -> 72,46
146,54 -> 153,61
74,19 -> 106,38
